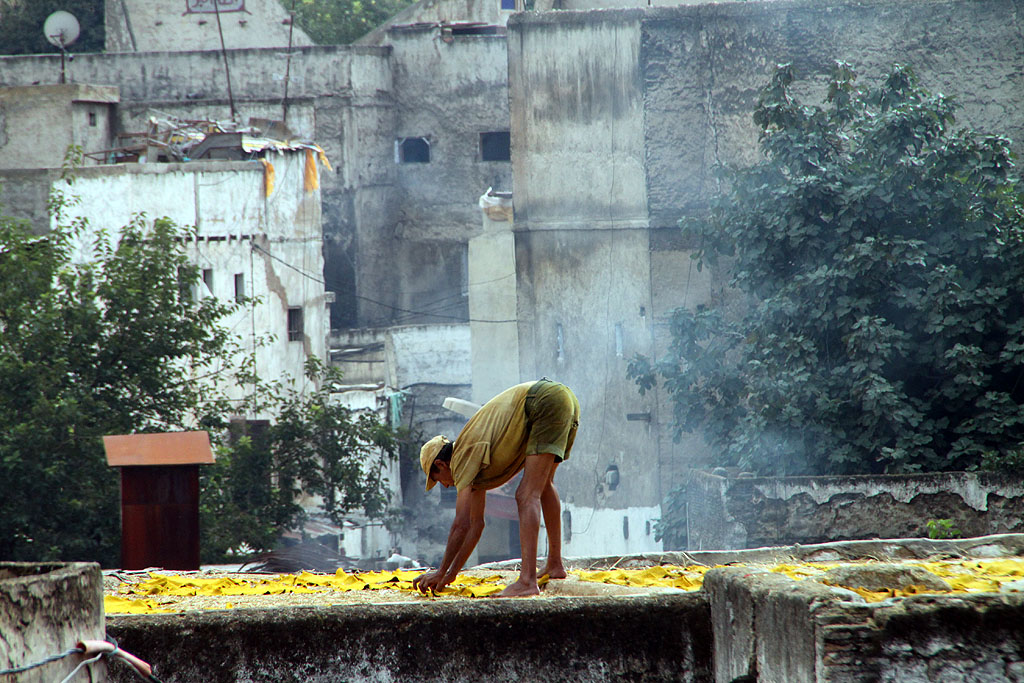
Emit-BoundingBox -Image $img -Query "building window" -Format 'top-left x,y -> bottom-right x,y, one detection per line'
500,0 -> 516,9
88,111 -> 97,127
202,268 -> 214,296
397,137 -> 430,163
234,273 -> 245,303
287,307 -> 304,342
480,131 -> 511,161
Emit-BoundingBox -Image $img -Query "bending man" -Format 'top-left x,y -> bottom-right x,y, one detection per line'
413,378 -> 580,598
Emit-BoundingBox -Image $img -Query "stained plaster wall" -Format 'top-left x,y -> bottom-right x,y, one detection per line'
507,0 -> 1024,552
0,563 -> 105,683
361,28 -> 512,327
687,470 -> 1024,551
508,10 -> 663,556
358,0 -> 516,46
0,85 -> 118,170
703,548 -> 1024,683
104,0 -> 314,53
0,47 -> 395,330
51,155 -> 329,414
469,207 -> 519,406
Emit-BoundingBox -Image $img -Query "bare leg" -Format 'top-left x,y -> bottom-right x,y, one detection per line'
539,465 -> 566,579
498,453 -> 556,597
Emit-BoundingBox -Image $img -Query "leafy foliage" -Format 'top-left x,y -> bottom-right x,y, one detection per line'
0,170 -> 239,565
0,0 -> 104,55
631,62 -> 1024,476
1,164 -> 399,566
200,361 -> 398,562
283,0 -> 416,45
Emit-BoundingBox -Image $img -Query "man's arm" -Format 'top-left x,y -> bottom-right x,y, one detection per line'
414,487 -> 487,593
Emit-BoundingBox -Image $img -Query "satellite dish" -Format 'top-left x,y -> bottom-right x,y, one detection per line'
43,11 -> 80,84
43,11 -> 80,49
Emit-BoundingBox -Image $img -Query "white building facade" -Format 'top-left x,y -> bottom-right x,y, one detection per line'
55,152 -> 331,416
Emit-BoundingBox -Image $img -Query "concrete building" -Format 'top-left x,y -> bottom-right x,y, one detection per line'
105,0 -> 314,53
5,0 -> 1020,566
0,84 -> 118,170
504,0 -> 1024,554
54,152 -> 332,410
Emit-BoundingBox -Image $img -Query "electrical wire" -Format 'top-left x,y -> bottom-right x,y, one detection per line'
250,242 -> 517,324
0,647 -> 81,675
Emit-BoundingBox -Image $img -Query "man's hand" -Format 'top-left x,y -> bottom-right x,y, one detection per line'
413,569 -> 452,595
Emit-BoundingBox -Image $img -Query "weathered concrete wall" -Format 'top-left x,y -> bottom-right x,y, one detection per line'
640,0 -> 1024,229
105,0 -> 314,53
514,230 -> 662,506
508,0 -> 1024,541
704,554 -> 1024,683
106,594 -> 713,682
0,47 -> 393,329
687,469 -> 1024,551
509,10 -> 647,229
0,85 -> 118,170
44,155 -> 329,410
359,29 -> 511,326
0,562 -> 105,683
469,203 -> 519,405
385,323 -> 472,388
359,0 -> 515,46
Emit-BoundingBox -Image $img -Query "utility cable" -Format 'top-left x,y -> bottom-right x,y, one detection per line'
0,637 -> 165,682
250,242 -> 517,324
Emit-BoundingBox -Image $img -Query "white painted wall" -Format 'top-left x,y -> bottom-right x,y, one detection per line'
469,201 -> 520,405
385,324 -> 471,388
559,503 -> 663,557
55,153 -> 329,417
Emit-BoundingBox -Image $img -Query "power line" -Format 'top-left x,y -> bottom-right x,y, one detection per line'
250,242 -> 517,324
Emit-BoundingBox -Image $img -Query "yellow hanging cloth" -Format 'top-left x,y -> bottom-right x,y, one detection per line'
260,158 -> 275,197
304,148 -> 319,192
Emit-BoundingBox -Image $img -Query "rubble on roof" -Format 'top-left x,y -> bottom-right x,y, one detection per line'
85,112 -> 330,165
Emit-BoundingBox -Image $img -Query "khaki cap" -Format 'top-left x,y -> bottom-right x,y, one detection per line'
420,435 -> 450,491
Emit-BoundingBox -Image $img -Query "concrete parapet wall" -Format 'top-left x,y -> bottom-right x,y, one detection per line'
687,470 -> 1024,550
703,558 -> 1024,683
106,594 -> 713,682
0,562 -> 105,683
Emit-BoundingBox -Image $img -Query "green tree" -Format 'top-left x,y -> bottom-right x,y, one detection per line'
282,0 -> 416,45
631,62 -> 1024,477
1,167 -> 400,566
0,0 -> 104,55
200,362 -> 398,562
0,172 -> 239,565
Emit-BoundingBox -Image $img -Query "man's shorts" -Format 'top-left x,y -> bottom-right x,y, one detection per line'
524,379 -> 580,462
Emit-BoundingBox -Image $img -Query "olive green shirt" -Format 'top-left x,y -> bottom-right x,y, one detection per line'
451,381 -> 534,491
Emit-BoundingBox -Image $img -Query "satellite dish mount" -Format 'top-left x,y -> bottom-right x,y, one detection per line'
43,11 -> 81,84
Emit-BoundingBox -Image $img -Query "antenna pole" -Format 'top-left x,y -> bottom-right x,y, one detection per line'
213,1 -> 237,120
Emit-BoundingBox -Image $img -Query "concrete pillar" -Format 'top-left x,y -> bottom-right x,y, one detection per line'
469,191 -> 519,405
0,562 -> 106,683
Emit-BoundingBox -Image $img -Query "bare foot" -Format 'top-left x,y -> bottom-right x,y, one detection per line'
539,563 -> 567,579
495,578 -> 539,597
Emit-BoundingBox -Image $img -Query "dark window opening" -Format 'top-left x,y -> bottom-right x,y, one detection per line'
202,268 -> 214,296
398,137 -> 430,163
234,273 -> 245,303
287,307 -> 304,342
88,111 -> 97,127
451,24 -> 503,35
480,131 -> 511,161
